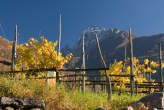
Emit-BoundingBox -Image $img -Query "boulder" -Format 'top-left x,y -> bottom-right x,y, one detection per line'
131,101 -> 148,110
0,97 -> 45,110
95,107 -> 105,110
120,92 -> 164,110
139,92 -> 164,109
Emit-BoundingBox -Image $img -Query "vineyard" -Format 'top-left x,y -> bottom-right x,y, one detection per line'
0,26 -> 164,110
1,29 -> 164,101
1,1 -> 164,109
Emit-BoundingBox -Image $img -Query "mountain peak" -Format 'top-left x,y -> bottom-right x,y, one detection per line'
84,25 -> 105,33
110,28 -> 121,34
83,25 -> 123,35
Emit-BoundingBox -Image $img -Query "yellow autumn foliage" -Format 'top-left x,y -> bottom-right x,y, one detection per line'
16,36 -> 72,74
100,57 -> 158,92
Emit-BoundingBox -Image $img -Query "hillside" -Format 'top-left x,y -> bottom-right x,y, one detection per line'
0,36 -> 12,71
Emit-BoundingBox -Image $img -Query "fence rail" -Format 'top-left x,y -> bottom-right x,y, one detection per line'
0,67 -> 163,100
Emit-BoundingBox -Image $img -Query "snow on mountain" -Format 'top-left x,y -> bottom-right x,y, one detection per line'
72,25 -> 129,58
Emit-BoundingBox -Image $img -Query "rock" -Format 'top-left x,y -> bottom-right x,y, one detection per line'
120,92 -> 164,110
119,106 -> 134,110
29,108 -> 42,110
0,97 -> 45,110
95,107 -> 104,110
4,107 -> 14,110
21,97 -> 45,109
139,92 -> 164,109
120,102 -> 149,110
131,101 -> 148,110
0,97 -> 21,109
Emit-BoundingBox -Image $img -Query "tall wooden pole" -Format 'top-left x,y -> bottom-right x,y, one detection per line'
55,14 -> 62,85
95,33 -> 106,68
124,46 -> 127,62
82,33 -> 86,93
148,56 -> 152,82
159,43 -> 163,92
129,28 -> 135,96
11,24 -> 18,77
123,46 -> 127,72
148,56 -> 152,94
58,14 -> 61,56
95,33 -> 112,100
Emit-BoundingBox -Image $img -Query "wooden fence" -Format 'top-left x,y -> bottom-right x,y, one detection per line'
0,67 -> 163,100
56,71 -> 162,94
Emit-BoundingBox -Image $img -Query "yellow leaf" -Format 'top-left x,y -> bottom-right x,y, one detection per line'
144,59 -> 149,65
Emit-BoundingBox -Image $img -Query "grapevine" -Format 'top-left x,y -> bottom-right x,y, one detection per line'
100,57 -> 160,93
16,36 -> 72,77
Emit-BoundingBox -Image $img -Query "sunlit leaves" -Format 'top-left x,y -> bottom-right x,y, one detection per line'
16,36 -> 72,72
144,59 -> 149,65
100,57 -> 159,92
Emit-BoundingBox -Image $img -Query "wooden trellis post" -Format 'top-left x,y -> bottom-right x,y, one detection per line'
95,33 -> 112,100
123,46 -> 127,72
74,71 -> 77,86
148,56 -> 152,81
148,56 -> 152,94
11,24 -> 18,78
56,71 -> 59,83
58,14 -> 61,56
129,28 -> 135,96
159,43 -> 163,92
82,34 -> 86,93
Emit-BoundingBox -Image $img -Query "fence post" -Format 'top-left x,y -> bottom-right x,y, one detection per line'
135,83 -> 138,95
82,34 -> 86,93
95,33 -> 112,100
11,24 -> 18,78
159,43 -> 163,92
148,56 -> 152,94
123,46 -> 127,72
56,71 -> 59,83
74,71 -> 76,86
106,73 -> 112,100
129,28 -> 135,96
93,77 -> 96,92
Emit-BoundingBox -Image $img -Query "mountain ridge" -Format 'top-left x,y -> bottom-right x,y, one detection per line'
62,26 -> 164,68
1,26 -> 164,70
0,36 -> 12,71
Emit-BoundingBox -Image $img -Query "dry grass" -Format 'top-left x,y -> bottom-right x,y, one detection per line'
0,75 -> 142,110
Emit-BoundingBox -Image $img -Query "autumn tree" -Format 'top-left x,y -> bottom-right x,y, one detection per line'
16,36 -> 72,71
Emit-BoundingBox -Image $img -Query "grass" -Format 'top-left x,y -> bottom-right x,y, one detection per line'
0,75 -> 143,110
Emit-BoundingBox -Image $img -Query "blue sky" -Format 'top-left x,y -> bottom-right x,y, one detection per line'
0,0 -> 164,47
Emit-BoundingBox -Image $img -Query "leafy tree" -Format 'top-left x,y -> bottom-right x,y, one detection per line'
16,36 -> 72,71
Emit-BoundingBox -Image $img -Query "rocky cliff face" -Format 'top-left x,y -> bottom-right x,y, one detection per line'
63,26 -> 164,68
